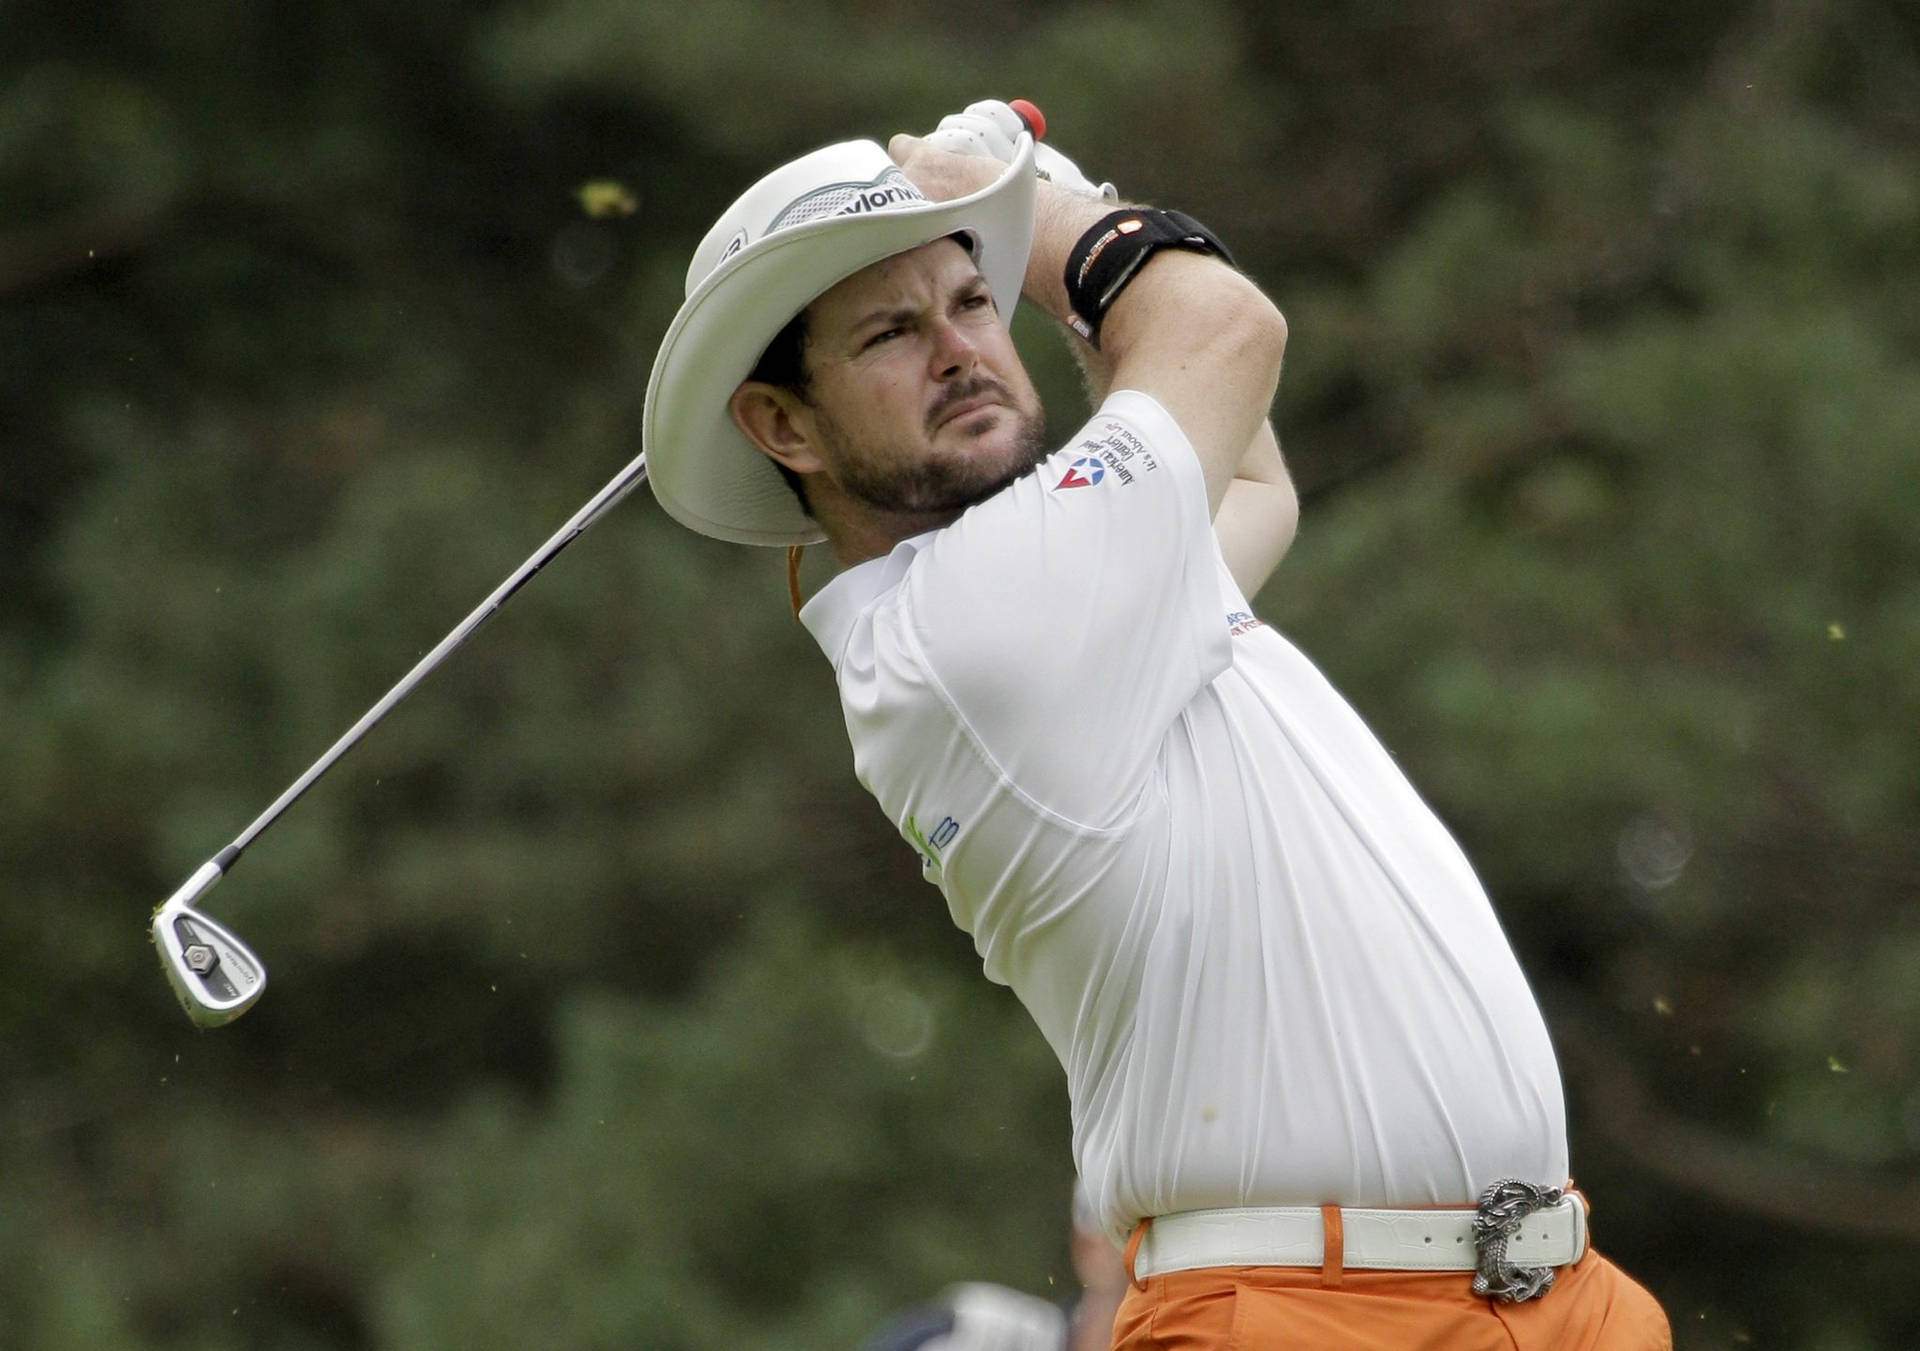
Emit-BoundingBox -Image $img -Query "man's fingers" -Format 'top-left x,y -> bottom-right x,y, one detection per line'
888,133 -> 922,165
924,128 -> 989,158
930,112 -> 1018,162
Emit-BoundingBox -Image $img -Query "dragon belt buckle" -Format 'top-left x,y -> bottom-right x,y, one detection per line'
1471,1179 -> 1563,1303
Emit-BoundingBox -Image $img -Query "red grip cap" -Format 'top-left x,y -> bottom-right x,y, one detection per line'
1008,99 -> 1046,140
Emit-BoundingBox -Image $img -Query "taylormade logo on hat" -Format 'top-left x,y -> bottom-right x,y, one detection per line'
685,156 -> 942,297
767,168 -> 928,233
840,176 -> 923,212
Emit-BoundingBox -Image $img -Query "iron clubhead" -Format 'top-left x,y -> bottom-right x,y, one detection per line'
152,899 -> 266,1027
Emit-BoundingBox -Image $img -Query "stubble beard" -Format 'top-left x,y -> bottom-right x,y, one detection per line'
816,388 -> 1050,518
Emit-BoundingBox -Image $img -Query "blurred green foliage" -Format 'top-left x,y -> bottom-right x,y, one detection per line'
3,0 -> 1917,1347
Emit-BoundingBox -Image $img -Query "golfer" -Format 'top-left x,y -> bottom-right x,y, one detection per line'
642,101 -> 1671,1349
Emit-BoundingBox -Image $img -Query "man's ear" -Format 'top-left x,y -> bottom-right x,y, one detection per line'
729,382 -> 825,475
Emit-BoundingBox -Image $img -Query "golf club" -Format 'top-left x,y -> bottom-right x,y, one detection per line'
150,451 -> 651,1026
151,95 -> 1051,1027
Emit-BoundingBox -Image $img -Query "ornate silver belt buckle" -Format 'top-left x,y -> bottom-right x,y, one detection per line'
1471,1179 -> 1563,1303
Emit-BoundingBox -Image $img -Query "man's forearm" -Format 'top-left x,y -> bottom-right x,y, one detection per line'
1216,422 -> 1298,597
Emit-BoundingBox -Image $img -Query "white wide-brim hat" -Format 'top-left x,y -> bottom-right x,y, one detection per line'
643,134 -> 1037,546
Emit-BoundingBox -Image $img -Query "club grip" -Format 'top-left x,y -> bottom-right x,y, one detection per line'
1008,99 -> 1046,140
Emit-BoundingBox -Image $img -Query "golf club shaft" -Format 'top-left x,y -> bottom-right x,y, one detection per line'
168,451 -> 651,908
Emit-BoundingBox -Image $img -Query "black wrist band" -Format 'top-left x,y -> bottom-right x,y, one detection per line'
1062,208 -> 1237,347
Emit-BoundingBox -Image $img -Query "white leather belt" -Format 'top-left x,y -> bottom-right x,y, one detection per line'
1133,1195 -> 1588,1279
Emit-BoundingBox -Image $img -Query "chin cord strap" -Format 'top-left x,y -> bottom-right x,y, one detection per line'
786,544 -> 805,620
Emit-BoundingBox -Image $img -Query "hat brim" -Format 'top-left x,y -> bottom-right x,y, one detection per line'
643,138 -> 1037,547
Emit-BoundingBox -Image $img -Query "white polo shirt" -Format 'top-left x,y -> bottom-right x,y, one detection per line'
801,390 -> 1567,1244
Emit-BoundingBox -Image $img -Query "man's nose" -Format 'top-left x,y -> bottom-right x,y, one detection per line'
929,319 -> 979,378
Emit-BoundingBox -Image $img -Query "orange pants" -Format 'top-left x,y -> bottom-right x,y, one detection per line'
1109,1249 -> 1671,1350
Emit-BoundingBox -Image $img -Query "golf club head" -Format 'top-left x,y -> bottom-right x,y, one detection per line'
152,900 -> 266,1027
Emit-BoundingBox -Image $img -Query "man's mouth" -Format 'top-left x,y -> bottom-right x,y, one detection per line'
930,385 -> 1008,432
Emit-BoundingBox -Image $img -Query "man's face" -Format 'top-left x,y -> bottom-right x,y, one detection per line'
793,239 -> 1047,517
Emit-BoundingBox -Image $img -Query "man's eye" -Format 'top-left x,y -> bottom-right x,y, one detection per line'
864,327 -> 904,349
960,292 -> 992,311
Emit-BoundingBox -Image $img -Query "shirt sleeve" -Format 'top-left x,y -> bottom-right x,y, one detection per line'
895,389 -> 1232,829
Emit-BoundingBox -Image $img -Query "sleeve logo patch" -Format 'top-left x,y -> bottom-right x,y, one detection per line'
1050,420 -> 1161,492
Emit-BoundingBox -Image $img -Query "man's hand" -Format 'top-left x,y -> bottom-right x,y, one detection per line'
887,134 -> 1005,203
920,99 -> 1120,202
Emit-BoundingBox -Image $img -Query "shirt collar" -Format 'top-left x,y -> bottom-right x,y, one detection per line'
798,531 -> 939,667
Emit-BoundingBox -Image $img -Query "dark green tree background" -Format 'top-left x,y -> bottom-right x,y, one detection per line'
3,1 -> 1916,1346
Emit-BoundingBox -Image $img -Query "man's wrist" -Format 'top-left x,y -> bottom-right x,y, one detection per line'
1021,183 -> 1130,337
